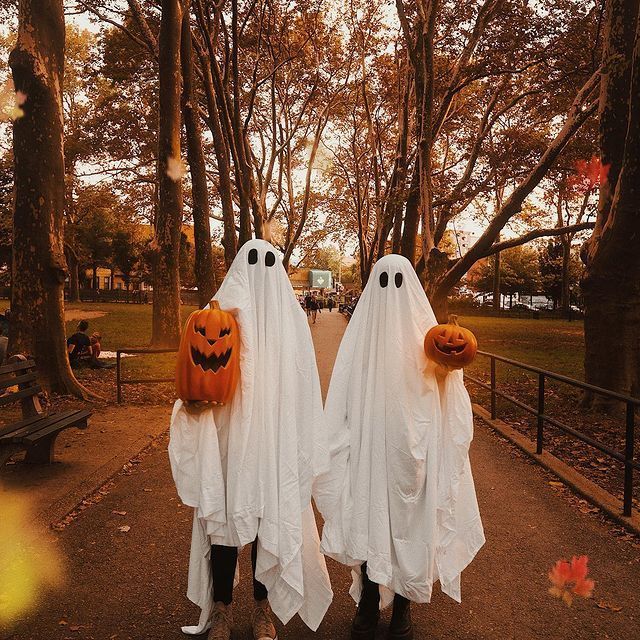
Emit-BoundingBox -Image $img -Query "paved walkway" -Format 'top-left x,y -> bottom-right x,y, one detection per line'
3,311 -> 640,640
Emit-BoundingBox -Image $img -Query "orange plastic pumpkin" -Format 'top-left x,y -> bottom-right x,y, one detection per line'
424,315 -> 477,370
175,301 -> 240,404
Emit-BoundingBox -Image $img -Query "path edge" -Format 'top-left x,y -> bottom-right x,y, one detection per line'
473,404 -> 640,536
36,429 -> 169,528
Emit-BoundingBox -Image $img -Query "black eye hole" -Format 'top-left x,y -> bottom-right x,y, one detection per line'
219,327 -> 231,337
248,248 -> 258,264
379,272 -> 388,288
265,251 -> 276,267
395,272 -> 403,288
194,326 -> 206,336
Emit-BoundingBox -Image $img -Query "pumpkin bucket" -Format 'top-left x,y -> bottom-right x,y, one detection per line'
175,301 -> 241,404
424,314 -> 477,370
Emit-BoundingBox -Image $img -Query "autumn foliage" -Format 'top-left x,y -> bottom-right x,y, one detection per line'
567,156 -> 611,193
548,555 -> 595,606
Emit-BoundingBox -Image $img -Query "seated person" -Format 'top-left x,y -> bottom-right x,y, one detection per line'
89,332 -> 115,369
67,320 -> 92,366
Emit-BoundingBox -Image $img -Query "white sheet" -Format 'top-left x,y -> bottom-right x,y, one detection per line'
169,239 -> 333,633
314,254 -> 484,608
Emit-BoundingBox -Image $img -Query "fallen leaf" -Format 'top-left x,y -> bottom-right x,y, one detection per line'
596,601 -> 623,612
549,481 -> 564,487
117,525 -> 131,533
548,555 -> 595,606
112,510 -> 127,516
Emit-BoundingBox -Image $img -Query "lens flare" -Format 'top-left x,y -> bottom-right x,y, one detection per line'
0,490 -> 65,627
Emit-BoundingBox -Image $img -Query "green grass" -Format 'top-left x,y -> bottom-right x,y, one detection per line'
457,314 -> 585,380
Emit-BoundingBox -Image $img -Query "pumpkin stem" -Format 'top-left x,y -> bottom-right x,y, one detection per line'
210,300 -> 220,310
448,314 -> 459,325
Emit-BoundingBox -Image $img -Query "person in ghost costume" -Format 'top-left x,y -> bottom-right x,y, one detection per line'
169,239 -> 333,640
314,254 -> 485,640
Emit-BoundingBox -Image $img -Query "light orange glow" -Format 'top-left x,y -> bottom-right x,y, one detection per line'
0,491 -> 65,626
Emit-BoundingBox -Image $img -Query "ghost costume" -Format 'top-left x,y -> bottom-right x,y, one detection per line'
169,239 -> 333,634
314,254 -> 484,608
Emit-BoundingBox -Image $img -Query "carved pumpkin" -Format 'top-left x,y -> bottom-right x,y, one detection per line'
175,301 -> 240,403
424,315 -> 477,370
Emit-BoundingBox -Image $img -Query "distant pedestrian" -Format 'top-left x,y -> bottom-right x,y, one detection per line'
327,298 -> 335,313
304,292 -> 313,317
309,294 -> 319,323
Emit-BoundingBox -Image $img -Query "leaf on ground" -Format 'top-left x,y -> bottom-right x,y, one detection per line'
112,510 -> 127,516
117,525 -> 131,533
143,488 -> 153,492
596,601 -> 622,612
548,481 -> 564,487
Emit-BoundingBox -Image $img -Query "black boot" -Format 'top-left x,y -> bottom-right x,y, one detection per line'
351,564 -> 380,640
387,594 -> 413,640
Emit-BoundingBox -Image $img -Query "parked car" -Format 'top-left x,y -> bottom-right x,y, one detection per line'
510,302 -> 534,311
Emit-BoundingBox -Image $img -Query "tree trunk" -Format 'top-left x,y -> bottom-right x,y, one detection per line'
398,1 -> 438,269
9,0 -> 89,397
584,0 -> 639,264
152,0 -> 183,347
583,0 -> 640,405
492,251 -> 501,311
430,290 -> 448,322
400,169 -> 420,262
560,238 -> 570,314
181,2 -> 216,307
197,52 -> 237,267
66,245 -> 80,302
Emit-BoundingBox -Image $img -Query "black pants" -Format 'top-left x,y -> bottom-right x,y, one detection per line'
211,539 -> 268,605
361,563 -> 410,607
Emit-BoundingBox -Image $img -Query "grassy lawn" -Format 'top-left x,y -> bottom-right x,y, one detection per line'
457,314 -> 585,380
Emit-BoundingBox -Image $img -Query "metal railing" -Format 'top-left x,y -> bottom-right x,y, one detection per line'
466,350 -> 640,517
116,348 -> 178,403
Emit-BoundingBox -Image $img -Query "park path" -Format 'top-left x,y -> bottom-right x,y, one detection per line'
5,311 -> 640,640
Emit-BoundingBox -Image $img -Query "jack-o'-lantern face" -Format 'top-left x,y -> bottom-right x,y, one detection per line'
175,302 -> 240,403
424,315 -> 477,369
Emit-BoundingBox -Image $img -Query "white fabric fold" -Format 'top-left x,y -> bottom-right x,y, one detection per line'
169,239 -> 332,634
314,253 -> 484,607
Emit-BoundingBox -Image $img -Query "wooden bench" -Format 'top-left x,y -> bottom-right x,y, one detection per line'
0,357 -> 91,464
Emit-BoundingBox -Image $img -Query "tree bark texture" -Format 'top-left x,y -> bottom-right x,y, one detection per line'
66,245 -> 80,302
583,0 -> 640,404
181,3 -> 216,307
492,251 -> 501,311
9,0 -> 89,397
152,0 -> 184,346
586,0 -> 639,262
